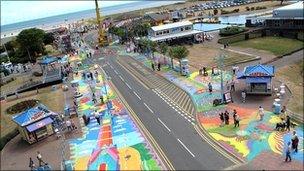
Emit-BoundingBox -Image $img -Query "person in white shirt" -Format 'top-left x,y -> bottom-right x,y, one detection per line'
66,120 -> 72,131
258,106 -> 264,121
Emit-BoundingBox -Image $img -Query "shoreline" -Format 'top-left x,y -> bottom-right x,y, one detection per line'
1,0 -> 287,43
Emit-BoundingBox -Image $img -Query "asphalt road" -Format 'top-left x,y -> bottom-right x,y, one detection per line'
96,54 -> 234,170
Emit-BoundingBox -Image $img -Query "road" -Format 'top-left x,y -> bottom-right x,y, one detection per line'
90,53 -> 234,170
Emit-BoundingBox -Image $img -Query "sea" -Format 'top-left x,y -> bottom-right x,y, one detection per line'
1,1 -> 183,39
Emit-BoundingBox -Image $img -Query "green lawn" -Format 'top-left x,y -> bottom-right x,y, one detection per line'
231,36 -> 304,56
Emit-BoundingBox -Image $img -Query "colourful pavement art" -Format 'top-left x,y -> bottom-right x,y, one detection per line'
68,67 -> 163,170
116,45 -> 304,163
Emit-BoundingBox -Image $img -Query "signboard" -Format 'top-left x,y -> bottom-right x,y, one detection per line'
224,92 -> 232,103
249,72 -> 268,76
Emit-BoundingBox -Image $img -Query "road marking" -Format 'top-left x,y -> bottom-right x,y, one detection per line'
114,70 -> 118,74
119,75 -> 125,81
110,81 -> 175,170
158,118 -> 171,132
125,82 -> 132,89
144,103 -> 154,114
177,138 -> 195,157
133,91 -> 141,100
110,65 -> 114,69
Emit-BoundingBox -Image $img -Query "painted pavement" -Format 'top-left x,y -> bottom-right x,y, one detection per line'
67,66 -> 163,170
115,45 -> 304,164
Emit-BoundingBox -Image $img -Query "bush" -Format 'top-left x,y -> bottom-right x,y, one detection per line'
221,8 -> 240,15
219,26 -> 248,36
250,7 -> 255,11
33,71 -> 43,77
6,99 -> 39,115
0,129 -> 19,151
246,6 -> 250,11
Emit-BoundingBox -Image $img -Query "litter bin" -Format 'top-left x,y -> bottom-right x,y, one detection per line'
274,103 -> 281,114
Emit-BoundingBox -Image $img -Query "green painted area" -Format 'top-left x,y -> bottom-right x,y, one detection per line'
131,143 -> 161,170
207,124 -> 239,137
231,36 -> 304,56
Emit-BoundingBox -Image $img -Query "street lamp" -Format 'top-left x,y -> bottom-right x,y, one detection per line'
215,49 -> 226,103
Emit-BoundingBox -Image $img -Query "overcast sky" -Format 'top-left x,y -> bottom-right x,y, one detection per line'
1,1 -> 135,25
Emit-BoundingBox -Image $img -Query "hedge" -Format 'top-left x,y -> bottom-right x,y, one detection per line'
219,26 -> 247,36
0,129 -> 19,151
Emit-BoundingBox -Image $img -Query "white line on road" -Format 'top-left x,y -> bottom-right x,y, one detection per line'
177,138 -> 195,157
144,103 -> 154,113
119,75 -> 125,81
110,65 -> 114,69
125,82 -> 132,89
114,70 -> 118,74
158,118 -> 171,132
133,91 -> 141,100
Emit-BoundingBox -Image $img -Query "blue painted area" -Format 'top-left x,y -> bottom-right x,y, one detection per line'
282,126 -> 304,162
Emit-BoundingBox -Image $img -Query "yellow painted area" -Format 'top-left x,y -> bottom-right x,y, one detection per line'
103,119 -> 111,125
189,71 -> 199,80
268,132 -> 283,155
74,156 -> 90,170
268,115 -> 282,124
118,147 -> 142,170
80,104 -> 90,111
210,132 -> 250,157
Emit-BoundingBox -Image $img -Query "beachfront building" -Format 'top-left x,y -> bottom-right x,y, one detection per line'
148,20 -> 204,43
246,1 -> 304,30
144,12 -> 171,26
12,103 -> 58,144
237,64 -> 275,95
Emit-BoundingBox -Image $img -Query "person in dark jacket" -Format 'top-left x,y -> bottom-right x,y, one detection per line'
285,115 -> 291,131
219,112 -> 224,126
224,110 -> 230,125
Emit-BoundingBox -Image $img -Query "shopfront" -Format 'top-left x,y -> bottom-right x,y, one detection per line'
237,64 -> 275,95
12,104 -> 57,144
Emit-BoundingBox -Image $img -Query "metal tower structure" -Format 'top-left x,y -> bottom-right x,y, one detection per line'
95,0 -> 107,47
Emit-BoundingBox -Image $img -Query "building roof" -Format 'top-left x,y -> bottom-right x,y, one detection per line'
145,13 -> 170,22
38,56 -> 58,65
273,2 -> 304,18
149,29 -> 203,42
237,64 -> 275,79
12,103 -> 56,127
151,20 -> 193,31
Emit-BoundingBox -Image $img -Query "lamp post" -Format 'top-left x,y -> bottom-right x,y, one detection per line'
215,50 -> 226,103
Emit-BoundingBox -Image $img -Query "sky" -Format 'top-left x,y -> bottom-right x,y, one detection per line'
1,1 -> 136,26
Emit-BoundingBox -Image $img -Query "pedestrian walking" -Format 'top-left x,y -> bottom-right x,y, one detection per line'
219,112 -> 224,126
241,91 -> 246,103
233,109 -> 240,127
157,62 -> 161,71
66,120 -> 72,131
151,62 -> 155,71
231,81 -> 235,92
224,110 -> 230,125
258,106 -> 264,121
208,82 -> 213,94
285,142 -> 292,162
291,130 -> 299,153
36,151 -> 46,166
29,157 -> 35,170
92,93 -> 97,104
285,115 -> 291,131
95,110 -> 100,125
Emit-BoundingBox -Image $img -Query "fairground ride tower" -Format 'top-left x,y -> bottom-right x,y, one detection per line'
95,0 -> 108,47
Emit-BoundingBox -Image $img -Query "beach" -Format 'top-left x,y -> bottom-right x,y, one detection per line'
0,1 -> 183,40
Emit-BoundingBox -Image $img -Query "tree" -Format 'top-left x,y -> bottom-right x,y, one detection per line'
159,42 -> 168,65
169,46 -> 189,74
280,0 -> 284,5
168,47 -> 175,69
16,28 -> 46,62
43,33 -> 55,45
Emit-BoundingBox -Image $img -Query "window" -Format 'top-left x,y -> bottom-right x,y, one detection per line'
181,27 -> 184,31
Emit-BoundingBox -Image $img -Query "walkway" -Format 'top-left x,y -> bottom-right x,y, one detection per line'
116,44 -> 304,170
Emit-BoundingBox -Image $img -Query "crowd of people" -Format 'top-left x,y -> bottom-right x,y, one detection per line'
219,109 -> 240,127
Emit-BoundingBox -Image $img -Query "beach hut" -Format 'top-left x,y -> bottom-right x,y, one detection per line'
11,103 -> 57,144
237,64 -> 275,95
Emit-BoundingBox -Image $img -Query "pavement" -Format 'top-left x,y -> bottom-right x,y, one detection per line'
110,43 -> 304,170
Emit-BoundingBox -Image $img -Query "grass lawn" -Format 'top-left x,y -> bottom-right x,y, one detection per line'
276,60 -> 303,115
185,44 -> 258,69
231,36 -> 304,56
0,85 -> 64,138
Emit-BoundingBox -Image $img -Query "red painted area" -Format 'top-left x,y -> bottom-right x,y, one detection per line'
98,125 -> 113,147
99,163 -> 106,171
80,97 -> 90,103
227,104 -> 256,117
